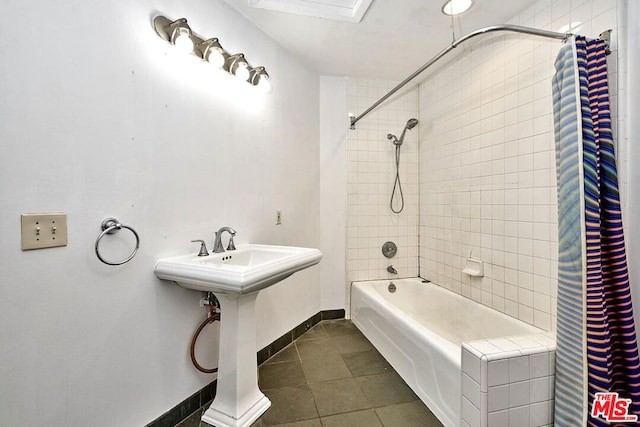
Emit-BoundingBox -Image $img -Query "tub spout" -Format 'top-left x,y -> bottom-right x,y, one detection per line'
387,265 -> 398,275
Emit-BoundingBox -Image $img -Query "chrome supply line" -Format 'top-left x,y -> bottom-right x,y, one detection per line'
349,24 -> 570,130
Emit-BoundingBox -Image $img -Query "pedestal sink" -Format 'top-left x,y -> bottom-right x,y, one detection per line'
154,244 -> 322,427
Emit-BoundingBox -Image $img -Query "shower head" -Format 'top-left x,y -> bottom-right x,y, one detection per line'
406,118 -> 419,130
398,118 -> 419,143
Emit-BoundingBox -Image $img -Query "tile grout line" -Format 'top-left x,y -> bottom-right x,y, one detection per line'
296,322 -> 323,425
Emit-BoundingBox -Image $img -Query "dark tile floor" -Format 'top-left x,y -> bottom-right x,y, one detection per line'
176,320 -> 443,427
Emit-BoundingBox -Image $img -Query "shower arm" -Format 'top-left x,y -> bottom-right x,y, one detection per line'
349,24 -> 571,130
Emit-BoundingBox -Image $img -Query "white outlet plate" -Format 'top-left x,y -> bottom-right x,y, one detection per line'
21,213 -> 68,250
276,209 -> 282,225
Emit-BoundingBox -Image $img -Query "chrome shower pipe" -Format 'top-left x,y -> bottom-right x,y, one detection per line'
349,24 -> 570,130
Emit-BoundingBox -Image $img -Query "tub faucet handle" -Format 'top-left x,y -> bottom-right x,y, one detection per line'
191,240 -> 209,256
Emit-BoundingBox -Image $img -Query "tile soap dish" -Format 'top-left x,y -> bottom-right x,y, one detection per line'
462,257 -> 484,277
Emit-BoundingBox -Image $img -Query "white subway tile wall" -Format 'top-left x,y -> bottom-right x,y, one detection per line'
345,80 -> 420,299
418,0 -> 619,330
462,333 -> 556,427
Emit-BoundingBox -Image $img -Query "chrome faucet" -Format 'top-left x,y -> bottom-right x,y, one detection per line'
213,227 -> 237,253
387,265 -> 398,275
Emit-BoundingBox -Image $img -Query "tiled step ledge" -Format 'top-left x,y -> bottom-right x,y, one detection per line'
461,332 -> 556,427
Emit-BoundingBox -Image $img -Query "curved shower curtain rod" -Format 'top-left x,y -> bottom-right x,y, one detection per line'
349,24 -> 573,130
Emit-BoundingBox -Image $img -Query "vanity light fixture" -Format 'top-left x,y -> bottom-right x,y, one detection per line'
249,66 -> 271,93
153,16 -> 195,54
441,0 -> 473,16
153,15 -> 272,90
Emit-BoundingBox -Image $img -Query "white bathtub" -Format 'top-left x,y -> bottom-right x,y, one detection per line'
350,278 -> 542,427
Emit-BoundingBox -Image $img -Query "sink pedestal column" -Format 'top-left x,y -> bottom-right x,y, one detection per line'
201,292 -> 271,427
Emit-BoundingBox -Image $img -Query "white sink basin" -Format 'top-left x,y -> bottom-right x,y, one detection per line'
154,244 -> 322,295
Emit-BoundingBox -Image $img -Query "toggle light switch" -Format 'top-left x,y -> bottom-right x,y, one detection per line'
21,213 -> 68,250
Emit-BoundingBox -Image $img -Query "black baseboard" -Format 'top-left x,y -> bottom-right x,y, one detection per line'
146,309 -> 345,427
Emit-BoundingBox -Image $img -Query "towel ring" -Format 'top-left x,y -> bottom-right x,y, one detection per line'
95,217 -> 140,266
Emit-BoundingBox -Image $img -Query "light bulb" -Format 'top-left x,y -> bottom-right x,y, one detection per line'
234,62 -> 250,81
207,49 -> 225,68
257,74 -> 271,93
173,28 -> 194,53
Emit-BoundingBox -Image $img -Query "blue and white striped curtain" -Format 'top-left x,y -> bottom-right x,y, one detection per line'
553,35 -> 640,426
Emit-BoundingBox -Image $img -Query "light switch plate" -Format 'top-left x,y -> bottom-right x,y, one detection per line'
21,213 -> 68,250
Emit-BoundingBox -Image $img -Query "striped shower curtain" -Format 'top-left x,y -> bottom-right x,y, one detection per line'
553,36 -> 640,426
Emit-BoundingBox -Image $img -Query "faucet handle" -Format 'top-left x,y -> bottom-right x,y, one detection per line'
191,240 -> 209,257
227,234 -> 236,251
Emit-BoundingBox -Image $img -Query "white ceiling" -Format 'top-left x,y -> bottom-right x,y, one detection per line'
223,0 -> 535,80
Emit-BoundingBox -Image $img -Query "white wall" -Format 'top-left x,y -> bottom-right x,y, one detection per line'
418,0 -> 620,331
319,77 -> 348,310
0,1 -> 321,425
